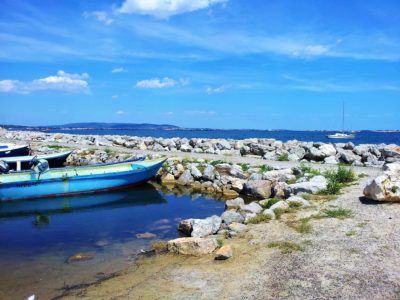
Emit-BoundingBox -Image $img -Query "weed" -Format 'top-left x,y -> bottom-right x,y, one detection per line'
258,164 -> 273,173
240,163 -> 250,172
287,177 -> 297,184
246,213 -> 272,224
262,198 -> 280,209
104,148 -> 115,156
287,218 -> 313,234
47,144 -> 66,149
346,230 -> 356,237
299,163 -> 321,176
210,160 -> 226,166
357,222 -> 368,228
325,166 -> 356,184
358,173 -> 368,179
323,208 -> 353,219
288,201 -> 303,208
267,240 -> 306,254
274,208 -> 292,219
151,241 -> 168,252
277,153 -> 289,161
318,180 -> 343,195
217,239 -> 225,247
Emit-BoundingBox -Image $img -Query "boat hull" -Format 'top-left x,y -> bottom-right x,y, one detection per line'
0,159 -> 165,201
3,151 -> 73,170
0,145 -> 29,158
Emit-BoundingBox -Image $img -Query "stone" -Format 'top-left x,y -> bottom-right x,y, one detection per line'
286,175 -> 328,195
167,237 -> 218,256
288,153 -> 300,161
383,163 -> 400,174
228,222 -> 248,233
231,179 -> 244,192
67,251 -> 96,263
191,215 -> 222,238
364,174 -> 400,202
240,202 -> 263,214
214,245 -> 233,260
324,156 -> 339,164
339,150 -> 361,164
136,232 -> 157,239
222,189 -> 239,198
273,182 -> 289,199
243,212 -> 257,223
221,210 -> 245,225
306,147 -> 325,161
286,196 -> 310,207
161,173 -> 176,184
189,165 -> 202,179
244,180 -> 272,199
262,169 -> 293,182
177,170 -> 194,185
262,208 -> 276,219
203,165 -> 216,181
225,197 -> 245,210
269,200 -> 289,211
178,219 -> 193,236
319,144 -> 337,157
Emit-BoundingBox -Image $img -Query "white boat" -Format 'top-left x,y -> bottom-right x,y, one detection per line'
327,102 -> 355,140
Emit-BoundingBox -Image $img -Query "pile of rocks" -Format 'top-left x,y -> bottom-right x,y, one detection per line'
364,163 -> 400,202
158,157 -> 328,200
3,129 -> 399,166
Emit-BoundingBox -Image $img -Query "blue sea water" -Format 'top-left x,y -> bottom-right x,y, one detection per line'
0,184 -> 224,299
47,129 -> 400,145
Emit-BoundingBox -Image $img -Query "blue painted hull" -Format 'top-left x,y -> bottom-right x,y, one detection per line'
0,159 -> 165,201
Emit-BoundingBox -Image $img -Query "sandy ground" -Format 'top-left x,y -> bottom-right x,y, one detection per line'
60,171 -> 400,300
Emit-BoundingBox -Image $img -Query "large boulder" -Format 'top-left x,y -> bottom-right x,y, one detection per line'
319,144 -> 337,157
285,175 -> 328,195
225,197 -> 245,210
203,165 -> 216,181
167,237 -> 218,256
306,147 -> 325,161
364,170 -> 400,202
191,215 -> 222,237
244,180 -> 272,199
189,165 -> 202,179
240,202 -> 263,214
214,245 -> 233,260
262,169 -> 293,182
177,170 -> 194,185
338,150 -> 362,165
221,210 -> 245,225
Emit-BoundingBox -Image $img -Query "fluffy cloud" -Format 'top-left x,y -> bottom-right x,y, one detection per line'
0,70 -> 89,94
83,11 -> 114,25
136,77 -> 188,89
111,67 -> 127,73
292,44 -> 330,57
117,0 -> 227,18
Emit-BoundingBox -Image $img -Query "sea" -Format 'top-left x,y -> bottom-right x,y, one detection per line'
45,129 -> 400,145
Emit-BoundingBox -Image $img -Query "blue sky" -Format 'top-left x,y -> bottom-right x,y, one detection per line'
0,0 -> 399,130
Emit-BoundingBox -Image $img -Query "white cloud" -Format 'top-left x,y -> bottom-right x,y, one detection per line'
136,77 -> 188,89
112,94 -> 119,99
292,44 -> 330,57
186,110 -> 217,116
117,0 -> 227,18
165,111 -> 174,115
0,70 -> 89,94
206,85 -> 225,94
84,11 -> 114,25
116,110 -> 127,115
111,67 -> 127,73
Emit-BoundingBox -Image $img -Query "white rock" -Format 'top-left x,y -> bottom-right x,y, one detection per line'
269,200 -> 289,211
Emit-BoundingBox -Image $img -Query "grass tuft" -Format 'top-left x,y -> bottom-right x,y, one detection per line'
261,198 -> 280,209
258,164 -> 273,173
239,163 -> 250,172
246,213 -> 272,224
216,239 -> 225,247
267,240 -> 306,254
287,218 -> 313,234
346,230 -> 356,237
323,208 -> 353,219
277,153 -> 289,161
48,144 -> 66,149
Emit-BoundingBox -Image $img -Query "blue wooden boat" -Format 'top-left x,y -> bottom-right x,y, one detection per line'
0,158 -> 166,201
2,150 -> 73,170
0,144 -> 29,158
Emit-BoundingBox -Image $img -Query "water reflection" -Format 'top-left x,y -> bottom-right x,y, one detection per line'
0,184 -> 224,299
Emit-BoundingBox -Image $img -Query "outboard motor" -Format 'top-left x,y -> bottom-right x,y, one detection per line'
30,157 -> 49,174
0,160 -> 10,174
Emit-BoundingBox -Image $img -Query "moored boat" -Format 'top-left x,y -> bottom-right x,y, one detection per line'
2,150 -> 73,170
0,144 -> 30,158
327,132 -> 355,139
0,158 -> 166,201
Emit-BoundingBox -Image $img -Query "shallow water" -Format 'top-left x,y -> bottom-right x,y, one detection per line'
0,184 -> 225,299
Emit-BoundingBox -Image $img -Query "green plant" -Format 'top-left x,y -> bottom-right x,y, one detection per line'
258,164 -> 273,173
325,166 -> 356,184
346,230 -> 356,237
287,218 -> 313,234
277,153 -> 289,161
323,208 -> 353,219
267,240 -> 305,254
274,208 -> 292,219
288,201 -> 303,208
318,180 -> 343,195
216,239 -> 225,247
246,213 -> 272,224
240,163 -> 250,172
262,198 -> 280,209
299,163 -> 321,176
287,177 -> 297,184
47,144 -> 66,149
392,186 -> 399,193
104,148 -> 115,156
210,160 -> 226,166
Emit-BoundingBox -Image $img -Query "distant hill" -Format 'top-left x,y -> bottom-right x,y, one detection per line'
1,122 -> 181,130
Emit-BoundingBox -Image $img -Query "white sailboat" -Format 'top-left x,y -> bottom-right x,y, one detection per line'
327,102 -> 355,139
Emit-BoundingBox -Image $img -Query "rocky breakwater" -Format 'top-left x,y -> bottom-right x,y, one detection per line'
163,160 -> 343,258
2,129 -> 400,166
364,163 -> 400,202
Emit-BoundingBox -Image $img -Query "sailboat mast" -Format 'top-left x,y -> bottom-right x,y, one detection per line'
342,101 -> 345,133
